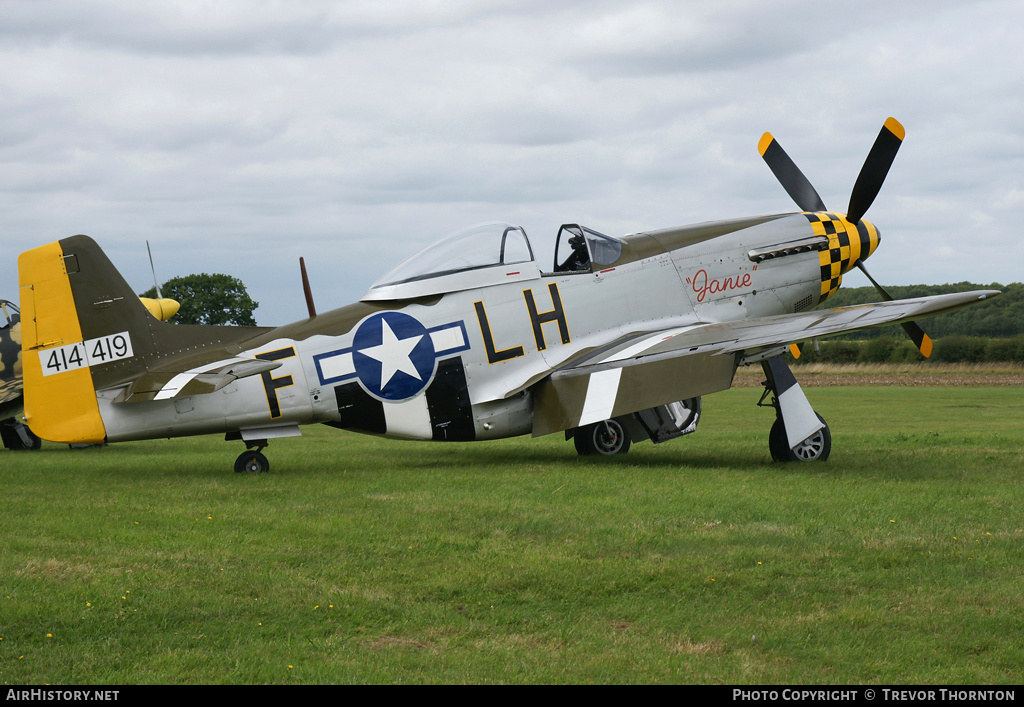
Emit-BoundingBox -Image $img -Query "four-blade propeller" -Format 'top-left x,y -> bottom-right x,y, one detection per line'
760,117 -> 932,357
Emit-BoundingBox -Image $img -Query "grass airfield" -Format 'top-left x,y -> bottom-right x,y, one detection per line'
1,386 -> 1021,684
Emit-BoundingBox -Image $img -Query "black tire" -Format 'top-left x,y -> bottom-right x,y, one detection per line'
768,417 -> 790,462
234,450 -> 270,473
769,414 -> 830,462
574,419 -> 631,456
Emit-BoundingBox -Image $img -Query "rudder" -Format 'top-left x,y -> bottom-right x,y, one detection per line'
18,235 -> 159,444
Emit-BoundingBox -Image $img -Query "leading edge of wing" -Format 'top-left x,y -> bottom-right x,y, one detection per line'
562,289 -> 1001,374
719,289 -> 999,358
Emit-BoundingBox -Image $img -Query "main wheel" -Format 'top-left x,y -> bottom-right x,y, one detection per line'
234,450 -> 270,473
574,419 -> 631,456
769,414 -> 831,462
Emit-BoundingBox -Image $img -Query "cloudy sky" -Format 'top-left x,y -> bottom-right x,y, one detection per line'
2,0 -> 1022,325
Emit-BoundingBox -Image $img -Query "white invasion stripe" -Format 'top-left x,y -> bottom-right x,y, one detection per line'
317,351 -> 355,381
597,326 -> 697,364
430,326 -> 465,353
154,358 -> 240,400
577,368 -> 623,427
383,395 -> 433,440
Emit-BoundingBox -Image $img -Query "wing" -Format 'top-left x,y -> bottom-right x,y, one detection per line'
531,290 -> 1000,436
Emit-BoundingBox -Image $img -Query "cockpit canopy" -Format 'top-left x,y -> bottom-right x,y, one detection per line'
0,300 -> 18,329
553,224 -> 623,273
362,222 -> 541,301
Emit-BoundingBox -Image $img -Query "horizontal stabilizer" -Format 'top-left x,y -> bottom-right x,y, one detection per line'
116,357 -> 282,403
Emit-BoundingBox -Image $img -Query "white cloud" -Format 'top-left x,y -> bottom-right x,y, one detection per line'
2,0 -> 1023,323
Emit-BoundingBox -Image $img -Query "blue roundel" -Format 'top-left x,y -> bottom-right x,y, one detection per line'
351,311 -> 436,400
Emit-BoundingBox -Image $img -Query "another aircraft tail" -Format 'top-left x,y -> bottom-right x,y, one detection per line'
17,235 -> 265,443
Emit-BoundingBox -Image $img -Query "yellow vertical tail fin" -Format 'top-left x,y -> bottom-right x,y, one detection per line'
18,240 -> 107,444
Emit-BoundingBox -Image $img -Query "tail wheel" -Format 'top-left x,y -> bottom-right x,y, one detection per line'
574,419 -> 631,456
234,450 -> 270,473
769,413 -> 831,462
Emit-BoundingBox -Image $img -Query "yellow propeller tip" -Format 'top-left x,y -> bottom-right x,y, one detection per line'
758,132 -> 775,156
920,334 -> 933,358
884,117 -> 905,142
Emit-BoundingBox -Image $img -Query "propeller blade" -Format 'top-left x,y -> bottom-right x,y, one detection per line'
758,132 -> 827,213
300,257 -> 317,318
856,262 -> 933,357
146,240 -> 162,299
846,117 -> 905,224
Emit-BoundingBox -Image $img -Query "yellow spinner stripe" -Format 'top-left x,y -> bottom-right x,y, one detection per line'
866,220 -> 880,256
18,241 -> 106,444
845,217 -> 862,265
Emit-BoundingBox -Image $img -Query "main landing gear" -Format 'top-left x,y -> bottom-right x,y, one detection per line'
568,399 -> 702,457
574,419 -> 631,455
758,357 -> 831,462
768,414 -> 831,462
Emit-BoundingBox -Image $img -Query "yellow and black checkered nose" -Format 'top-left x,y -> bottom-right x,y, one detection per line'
806,212 -> 880,300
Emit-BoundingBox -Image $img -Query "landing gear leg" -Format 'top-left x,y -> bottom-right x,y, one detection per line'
758,357 -> 831,462
234,440 -> 270,473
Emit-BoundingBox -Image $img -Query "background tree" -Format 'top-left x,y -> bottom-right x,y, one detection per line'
141,273 -> 259,326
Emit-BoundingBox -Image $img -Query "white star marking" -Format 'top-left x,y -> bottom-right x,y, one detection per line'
358,319 -> 424,389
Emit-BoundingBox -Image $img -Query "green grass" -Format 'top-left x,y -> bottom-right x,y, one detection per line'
1,387 -> 1022,684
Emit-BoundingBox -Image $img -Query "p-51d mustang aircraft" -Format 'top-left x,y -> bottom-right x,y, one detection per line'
18,118 -> 998,471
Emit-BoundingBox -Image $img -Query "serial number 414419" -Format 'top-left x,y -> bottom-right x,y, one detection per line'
39,332 -> 134,376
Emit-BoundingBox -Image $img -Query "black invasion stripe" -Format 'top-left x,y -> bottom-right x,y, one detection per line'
332,382 -> 386,434
425,357 -> 475,441
765,357 -> 798,397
